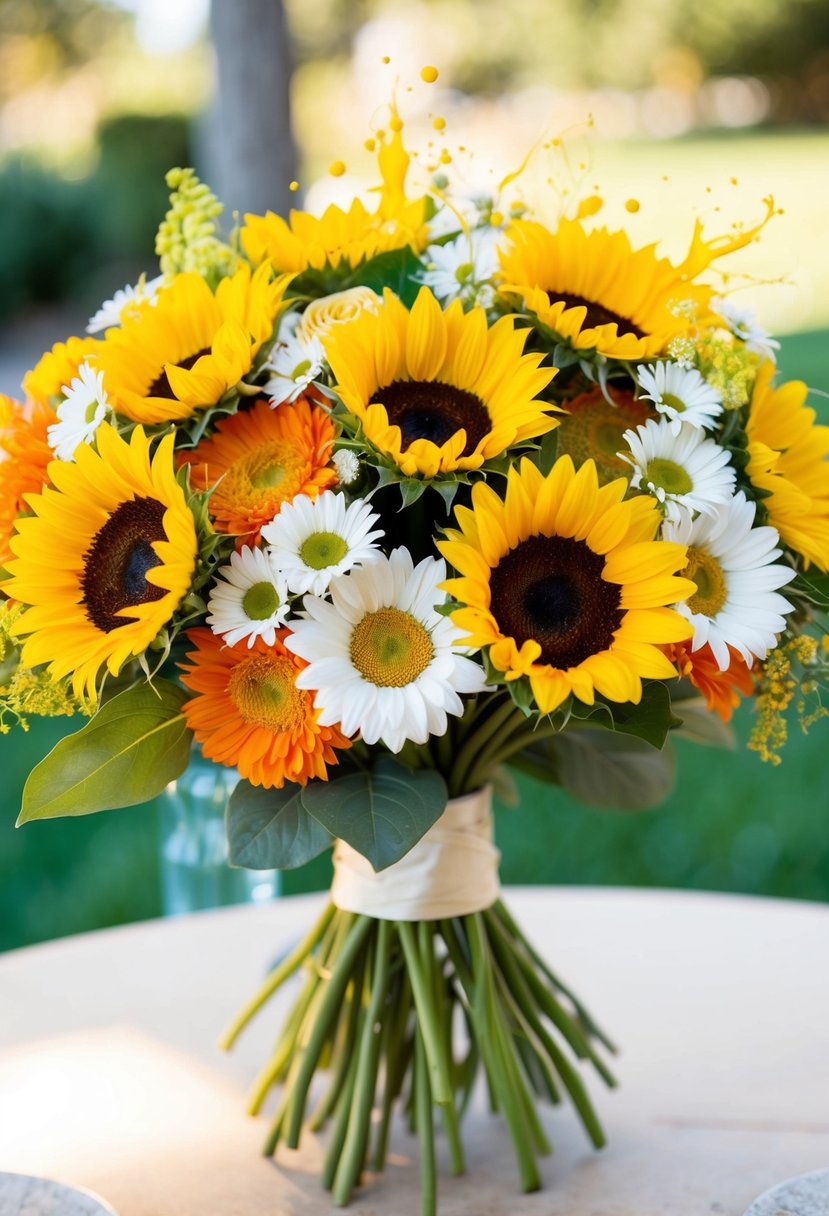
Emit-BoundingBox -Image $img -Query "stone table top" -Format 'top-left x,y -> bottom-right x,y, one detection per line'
1,887 -> 828,1215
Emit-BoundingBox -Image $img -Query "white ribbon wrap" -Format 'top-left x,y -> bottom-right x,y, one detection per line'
331,787 -> 500,921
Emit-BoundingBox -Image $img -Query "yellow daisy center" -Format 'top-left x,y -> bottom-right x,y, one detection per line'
556,388 -> 653,485
228,652 -> 306,732
683,546 -> 728,616
350,608 -> 434,687
489,535 -> 623,668
228,441 -> 307,497
81,496 -> 167,633
299,531 -> 349,570
548,290 -> 645,339
371,380 -> 491,456
660,392 -> 686,413
242,581 -> 280,621
646,457 -> 693,496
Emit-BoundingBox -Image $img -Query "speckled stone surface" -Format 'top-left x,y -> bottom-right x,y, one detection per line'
1,889 -> 827,1215
743,1169 -> 829,1216
0,1173 -> 116,1215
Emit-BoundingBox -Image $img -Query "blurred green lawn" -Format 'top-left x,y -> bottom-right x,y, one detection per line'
1,331 -> 827,951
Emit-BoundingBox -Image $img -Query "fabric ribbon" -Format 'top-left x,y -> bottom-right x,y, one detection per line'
330,786 -> 500,921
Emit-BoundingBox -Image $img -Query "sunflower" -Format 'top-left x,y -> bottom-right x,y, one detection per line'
0,395 -> 55,570
665,640 -> 754,723
23,336 -> 103,406
324,286 -> 557,478
498,211 -> 774,360
438,455 -> 696,714
92,263 -> 290,424
746,362 -> 829,571
241,127 -> 428,272
180,396 -> 337,543
179,628 -> 351,788
5,423 -> 198,701
554,385 -> 654,485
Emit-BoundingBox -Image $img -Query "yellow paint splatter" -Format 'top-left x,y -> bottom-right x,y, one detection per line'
389,115 -> 403,133
490,210 -> 504,226
577,194 -> 604,219
382,56 -> 390,64
432,116 -> 446,131
420,65 -> 439,83
439,149 -> 452,165
329,160 -> 346,177
364,138 -> 376,152
289,180 -> 299,192
625,198 -> 640,213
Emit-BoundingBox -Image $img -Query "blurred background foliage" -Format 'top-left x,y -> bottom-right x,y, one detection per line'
0,0 -> 828,949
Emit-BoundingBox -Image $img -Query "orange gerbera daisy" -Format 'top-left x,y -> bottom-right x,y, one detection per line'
180,397 -> 336,543
23,336 -> 102,406
554,385 -> 655,485
666,640 -> 755,722
0,395 -> 56,568
179,628 -> 351,788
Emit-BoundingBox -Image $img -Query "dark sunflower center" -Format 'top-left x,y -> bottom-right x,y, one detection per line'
82,496 -> 167,633
489,534 -> 623,669
547,291 -> 645,340
370,379 -> 491,456
148,347 -> 211,399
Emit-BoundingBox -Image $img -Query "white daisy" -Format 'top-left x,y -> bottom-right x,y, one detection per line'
285,548 -> 486,753
332,448 -> 361,487
263,313 -> 326,405
47,361 -> 111,461
86,273 -> 165,334
206,546 -> 291,648
620,418 -> 736,520
420,226 -> 501,308
714,297 -> 780,363
636,361 -> 723,435
664,492 -> 795,670
262,490 -> 383,597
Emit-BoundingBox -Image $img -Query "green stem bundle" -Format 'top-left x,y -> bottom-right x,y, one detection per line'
223,899 -> 616,1215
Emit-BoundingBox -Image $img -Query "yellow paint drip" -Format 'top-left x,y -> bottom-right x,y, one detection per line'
420,65 -> 439,83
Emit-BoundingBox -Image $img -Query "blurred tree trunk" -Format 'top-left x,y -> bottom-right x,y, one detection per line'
209,0 -> 296,220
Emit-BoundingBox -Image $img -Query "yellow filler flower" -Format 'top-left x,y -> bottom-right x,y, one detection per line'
5,423 -> 198,701
438,455 -> 696,713
93,263 -> 290,424
325,286 -> 558,478
746,362 -> 829,571
499,201 -> 775,360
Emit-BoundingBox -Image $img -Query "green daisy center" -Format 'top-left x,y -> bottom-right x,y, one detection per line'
242,580 -> 280,621
350,607 -> 434,687
645,457 -> 693,496
683,546 -> 728,616
661,392 -> 686,413
299,531 -> 349,571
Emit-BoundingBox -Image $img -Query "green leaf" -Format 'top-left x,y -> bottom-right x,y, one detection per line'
672,696 -> 737,750
548,728 -> 676,811
300,755 -> 448,871
18,678 -> 193,823
226,779 -> 331,870
570,681 -> 681,748
791,569 -> 829,610
347,246 -> 425,308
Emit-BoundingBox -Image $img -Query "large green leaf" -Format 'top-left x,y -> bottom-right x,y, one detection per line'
570,681 -> 681,748
346,247 -> 424,308
19,679 -> 193,823
226,779 -> 331,870
548,728 -> 676,811
300,756 -> 448,871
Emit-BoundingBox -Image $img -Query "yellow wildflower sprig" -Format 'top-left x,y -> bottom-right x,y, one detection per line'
748,635 -> 829,764
155,168 -> 239,282
1,602 -> 92,731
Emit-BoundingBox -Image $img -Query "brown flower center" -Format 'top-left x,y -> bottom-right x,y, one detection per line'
489,534 -> 623,669
82,496 -> 167,633
370,379 -> 491,456
148,348 -> 211,400
547,291 -> 645,340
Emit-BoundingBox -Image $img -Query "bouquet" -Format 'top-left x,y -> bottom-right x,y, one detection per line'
2,84 -> 828,1215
